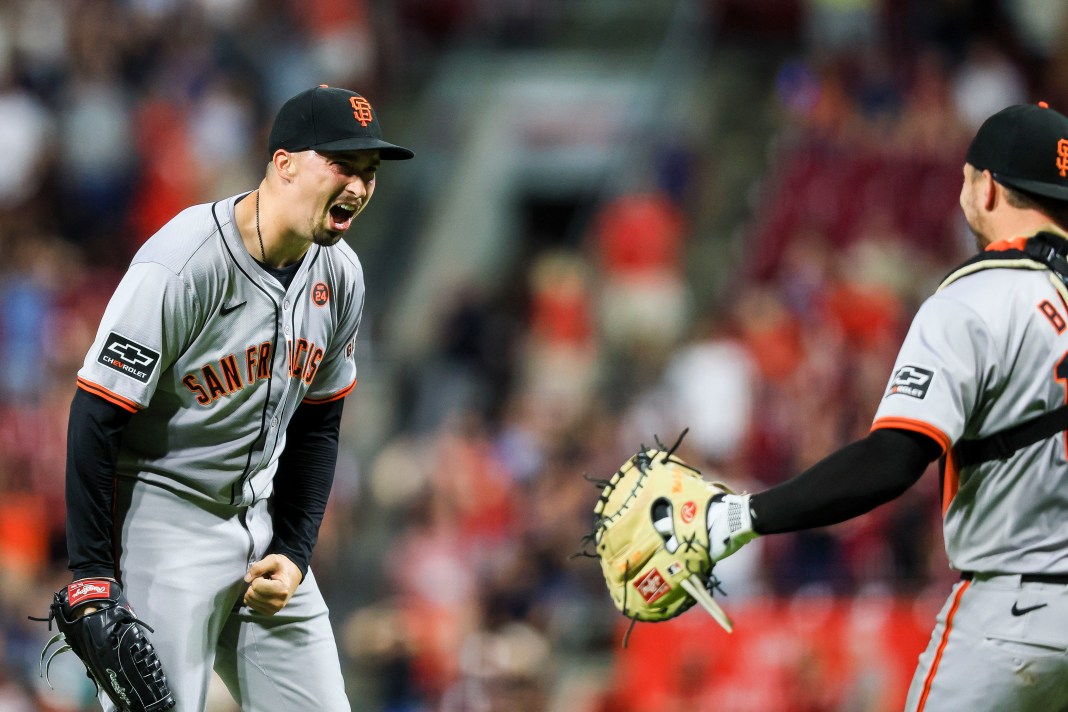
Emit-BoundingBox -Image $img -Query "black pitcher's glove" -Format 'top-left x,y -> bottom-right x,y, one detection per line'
34,578 -> 175,711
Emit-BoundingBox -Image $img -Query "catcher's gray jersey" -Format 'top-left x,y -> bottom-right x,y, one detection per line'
76,193 -> 363,506
873,246 -> 1068,575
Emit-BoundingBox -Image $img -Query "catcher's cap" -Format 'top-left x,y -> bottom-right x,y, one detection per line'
966,102 -> 1068,200
268,85 -> 414,160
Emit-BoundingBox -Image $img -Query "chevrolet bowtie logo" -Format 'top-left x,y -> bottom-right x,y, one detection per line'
108,341 -> 155,367
98,333 -> 161,384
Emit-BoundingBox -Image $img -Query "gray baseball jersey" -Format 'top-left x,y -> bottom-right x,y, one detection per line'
873,256 -> 1068,574
76,193 -> 363,506
873,243 -> 1068,712
76,192 -> 359,710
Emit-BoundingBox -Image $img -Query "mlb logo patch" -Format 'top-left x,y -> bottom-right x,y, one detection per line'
666,562 -> 684,577
887,365 -> 934,399
633,568 -> 671,604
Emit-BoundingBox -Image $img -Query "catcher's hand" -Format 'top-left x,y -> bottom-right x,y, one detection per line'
34,578 -> 175,712
591,439 -> 757,632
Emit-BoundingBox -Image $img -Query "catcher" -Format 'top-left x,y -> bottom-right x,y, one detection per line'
593,103 -> 1068,712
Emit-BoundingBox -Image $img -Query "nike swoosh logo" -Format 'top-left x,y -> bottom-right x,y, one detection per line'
220,301 -> 246,316
1010,602 -> 1049,616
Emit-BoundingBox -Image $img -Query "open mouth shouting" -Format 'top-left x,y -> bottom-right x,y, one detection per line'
328,201 -> 361,232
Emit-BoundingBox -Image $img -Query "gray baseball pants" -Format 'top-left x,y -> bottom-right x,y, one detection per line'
98,478 -> 350,711
905,573 -> 1068,711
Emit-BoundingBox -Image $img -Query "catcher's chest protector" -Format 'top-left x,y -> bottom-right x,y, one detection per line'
940,232 -> 1068,467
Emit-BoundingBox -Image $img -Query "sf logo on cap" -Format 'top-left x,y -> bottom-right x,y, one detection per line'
350,97 -> 373,127
1058,138 -> 1068,178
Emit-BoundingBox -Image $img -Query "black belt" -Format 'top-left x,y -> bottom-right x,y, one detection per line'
961,571 -> 1068,585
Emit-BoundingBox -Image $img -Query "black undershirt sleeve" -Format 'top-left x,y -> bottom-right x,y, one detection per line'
66,388 -> 135,581
750,428 -> 943,534
268,398 -> 344,580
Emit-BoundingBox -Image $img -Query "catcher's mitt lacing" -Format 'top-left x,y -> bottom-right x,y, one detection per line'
577,428 -> 728,646
30,601 -> 160,692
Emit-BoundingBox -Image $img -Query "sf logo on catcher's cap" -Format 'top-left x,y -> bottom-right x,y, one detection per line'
887,365 -> 934,400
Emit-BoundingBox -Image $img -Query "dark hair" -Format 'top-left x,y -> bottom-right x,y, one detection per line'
1004,185 -> 1068,231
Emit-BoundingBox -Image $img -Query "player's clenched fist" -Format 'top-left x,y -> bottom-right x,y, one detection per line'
244,554 -> 302,615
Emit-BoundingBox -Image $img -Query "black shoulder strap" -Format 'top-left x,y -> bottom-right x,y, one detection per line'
939,231 -> 1068,287
953,231 -> 1068,467
1022,231 -> 1068,282
957,405 -> 1068,467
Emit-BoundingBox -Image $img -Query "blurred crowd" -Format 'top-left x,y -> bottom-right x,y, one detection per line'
0,0 -> 1066,710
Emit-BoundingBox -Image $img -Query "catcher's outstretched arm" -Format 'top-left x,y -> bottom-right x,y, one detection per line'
750,428 -> 942,534
588,430 -> 939,632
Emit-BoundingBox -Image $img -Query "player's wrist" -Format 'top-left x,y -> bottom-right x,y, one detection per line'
274,553 -> 304,582
264,549 -> 307,581
70,566 -> 118,582
707,493 -> 758,561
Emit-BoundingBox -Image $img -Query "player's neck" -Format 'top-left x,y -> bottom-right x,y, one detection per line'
993,208 -> 1060,244
236,186 -> 311,269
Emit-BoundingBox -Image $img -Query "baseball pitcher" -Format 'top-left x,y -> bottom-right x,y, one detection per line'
39,85 -> 413,712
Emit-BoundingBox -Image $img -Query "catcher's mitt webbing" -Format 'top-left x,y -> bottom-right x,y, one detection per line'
33,579 -> 175,712
591,438 -> 735,633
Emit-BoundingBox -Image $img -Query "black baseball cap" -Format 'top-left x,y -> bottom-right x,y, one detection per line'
268,85 -> 414,160
965,102 -> 1068,200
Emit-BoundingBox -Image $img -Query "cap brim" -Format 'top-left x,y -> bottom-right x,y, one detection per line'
311,137 -> 414,160
995,172 -> 1068,200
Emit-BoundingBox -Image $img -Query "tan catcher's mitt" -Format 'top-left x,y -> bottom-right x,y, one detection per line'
591,436 -> 756,633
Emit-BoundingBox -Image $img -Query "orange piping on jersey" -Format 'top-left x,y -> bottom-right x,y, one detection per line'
871,417 -> 951,454
916,579 -> 970,712
984,237 -> 1029,252
940,448 -> 960,517
302,377 -> 357,404
76,378 -> 140,413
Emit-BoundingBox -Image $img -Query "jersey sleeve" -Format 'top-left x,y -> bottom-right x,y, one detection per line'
302,285 -> 364,404
871,292 -> 996,452
77,262 -> 198,409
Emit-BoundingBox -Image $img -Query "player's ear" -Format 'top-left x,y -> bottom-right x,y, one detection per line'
981,169 -> 998,210
272,150 -> 297,181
